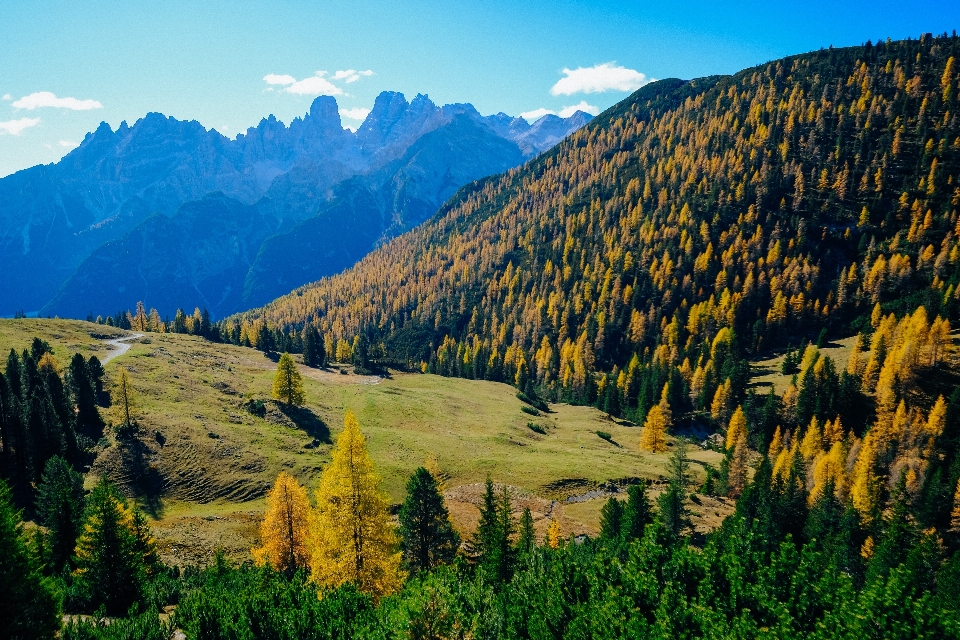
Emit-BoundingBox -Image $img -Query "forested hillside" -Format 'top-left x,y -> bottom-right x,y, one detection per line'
242,41 -> 952,386
228,32 -> 960,539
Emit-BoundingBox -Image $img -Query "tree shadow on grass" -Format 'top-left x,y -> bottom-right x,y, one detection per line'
116,428 -> 165,518
278,404 -> 331,444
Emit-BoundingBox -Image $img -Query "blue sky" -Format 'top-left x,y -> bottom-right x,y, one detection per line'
1,0 -> 958,178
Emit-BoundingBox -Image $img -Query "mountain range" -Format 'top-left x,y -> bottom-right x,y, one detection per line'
0,92 -> 591,318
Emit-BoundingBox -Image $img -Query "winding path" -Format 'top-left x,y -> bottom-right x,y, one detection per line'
99,333 -> 143,364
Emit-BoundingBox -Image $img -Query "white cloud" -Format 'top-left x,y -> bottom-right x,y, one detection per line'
265,69 -> 373,95
559,101 -> 600,117
0,117 -> 41,135
550,62 -> 650,96
263,73 -> 296,86
286,74 -> 342,96
59,140 -> 79,148
519,108 -> 555,122
339,107 -> 370,121
12,91 -> 103,110
1,94 -> 10,101
333,69 -> 374,84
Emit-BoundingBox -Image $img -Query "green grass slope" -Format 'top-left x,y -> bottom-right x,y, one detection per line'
0,318 -> 726,565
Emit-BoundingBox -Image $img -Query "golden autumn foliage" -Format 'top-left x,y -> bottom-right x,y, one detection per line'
639,405 -> 668,453
230,38 -> 960,427
308,412 -> 403,598
252,472 -> 311,576
728,429 -> 749,498
725,406 -> 747,450
547,518 -> 562,549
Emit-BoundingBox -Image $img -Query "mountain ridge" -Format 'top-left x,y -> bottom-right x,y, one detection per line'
0,92 -> 591,317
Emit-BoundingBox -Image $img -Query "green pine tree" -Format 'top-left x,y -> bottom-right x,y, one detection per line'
516,507 -> 535,555
0,479 -> 60,639
35,455 -> 85,573
599,496 -> 624,541
398,467 -> 459,573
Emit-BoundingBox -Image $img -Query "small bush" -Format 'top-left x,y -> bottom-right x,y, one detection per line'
244,399 -> 266,417
527,422 -> 546,435
520,405 -> 539,417
516,392 -> 549,412
595,430 -> 613,442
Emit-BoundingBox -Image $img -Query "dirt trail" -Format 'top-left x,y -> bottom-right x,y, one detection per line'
99,332 -> 143,364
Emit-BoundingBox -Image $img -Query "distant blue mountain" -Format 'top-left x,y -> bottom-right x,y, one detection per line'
0,92 -> 590,318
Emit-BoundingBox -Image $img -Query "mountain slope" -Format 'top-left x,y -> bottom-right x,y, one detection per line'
1,93 -> 590,316
241,114 -> 527,307
43,194 -> 275,319
238,35 -> 960,433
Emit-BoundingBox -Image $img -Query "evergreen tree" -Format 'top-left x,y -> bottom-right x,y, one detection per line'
622,482 -> 653,541
472,477 -> 515,582
35,455 -> 85,573
302,325 -> 325,368
398,467 -> 459,574
352,333 -> 370,373
272,353 -> 305,406
73,477 -> 156,615
657,442 -> 691,541
68,353 -> 103,442
0,479 -> 60,639
252,472 -> 311,578
257,324 -> 275,353
112,366 -> 136,434
87,356 -> 105,403
309,412 -> 402,597
516,507 -> 535,555
599,495 -> 624,541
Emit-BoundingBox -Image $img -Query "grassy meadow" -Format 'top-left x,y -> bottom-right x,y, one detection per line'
0,318 -> 729,565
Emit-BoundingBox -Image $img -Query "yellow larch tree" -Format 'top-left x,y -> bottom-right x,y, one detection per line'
768,426 -> 784,460
800,416 -> 822,462
308,411 -> 402,597
547,517 -> 562,549
925,395 -> 947,438
851,434 -> 880,522
727,429 -> 749,498
272,352 -> 305,406
710,378 -> 732,424
951,478 -> 960,532
639,405 -> 668,453
809,441 -> 847,505
253,472 -> 311,577
725,405 -> 747,450
822,417 -> 844,447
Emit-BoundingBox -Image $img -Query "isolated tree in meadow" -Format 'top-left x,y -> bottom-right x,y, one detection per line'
35,455 -> 85,573
0,479 -> 60,640
309,412 -> 402,597
398,467 -> 459,574
272,353 -> 305,406
112,366 -> 136,433
252,471 -> 311,578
